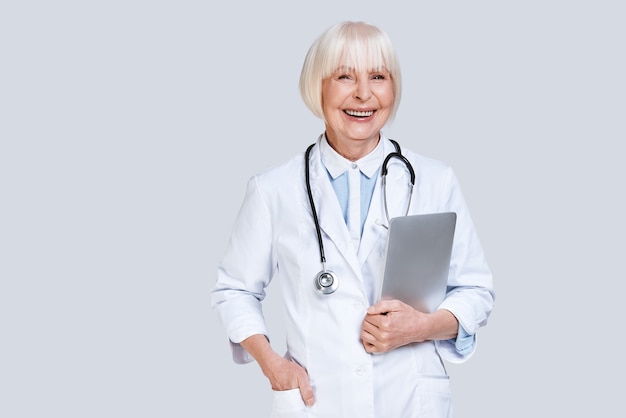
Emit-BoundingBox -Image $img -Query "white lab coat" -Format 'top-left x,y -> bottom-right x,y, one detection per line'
212,135 -> 494,418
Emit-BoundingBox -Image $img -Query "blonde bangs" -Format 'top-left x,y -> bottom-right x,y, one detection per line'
321,32 -> 394,78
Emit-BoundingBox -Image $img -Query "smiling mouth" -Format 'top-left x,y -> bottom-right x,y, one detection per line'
344,109 -> 374,117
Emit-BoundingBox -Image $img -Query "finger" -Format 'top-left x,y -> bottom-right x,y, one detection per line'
361,321 -> 381,342
362,338 -> 379,353
360,327 -> 375,344
360,326 -> 381,353
364,311 -> 381,324
367,299 -> 397,315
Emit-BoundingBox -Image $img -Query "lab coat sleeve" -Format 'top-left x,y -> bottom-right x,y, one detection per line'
435,167 -> 495,364
210,175 -> 276,364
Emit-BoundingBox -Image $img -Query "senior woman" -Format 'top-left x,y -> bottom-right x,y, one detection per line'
211,21 -> 494,417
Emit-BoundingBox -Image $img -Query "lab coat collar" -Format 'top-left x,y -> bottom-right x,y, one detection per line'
320,134 -> 383,180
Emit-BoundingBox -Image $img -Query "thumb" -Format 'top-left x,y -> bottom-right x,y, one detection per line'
298,375 -> 315,407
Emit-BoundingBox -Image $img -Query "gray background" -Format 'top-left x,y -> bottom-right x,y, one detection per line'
1,1 -> 624,417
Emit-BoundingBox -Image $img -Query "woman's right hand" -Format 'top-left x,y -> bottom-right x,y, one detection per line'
263,355 -> 315,406
240,334 -> 315,406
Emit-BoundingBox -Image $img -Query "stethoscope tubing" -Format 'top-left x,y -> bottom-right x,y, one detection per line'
305,143 -> 327,267
306,139 -> 415,295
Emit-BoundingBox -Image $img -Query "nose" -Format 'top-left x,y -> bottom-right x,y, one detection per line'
355,79 -> 372,101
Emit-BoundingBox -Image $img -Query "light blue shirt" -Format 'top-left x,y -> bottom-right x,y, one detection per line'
325,165 -> 378,237
319,136 -> 474,355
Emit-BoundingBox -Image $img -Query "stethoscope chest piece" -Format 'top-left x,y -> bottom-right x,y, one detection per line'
315,270 -> 338,295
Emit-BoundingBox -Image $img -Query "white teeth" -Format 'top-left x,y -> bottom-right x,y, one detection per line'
345,109 -> 374,117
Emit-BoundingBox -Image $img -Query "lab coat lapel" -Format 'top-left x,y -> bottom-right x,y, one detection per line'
358,175 -> 385,265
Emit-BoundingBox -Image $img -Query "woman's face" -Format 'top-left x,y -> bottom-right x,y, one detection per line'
321,65 -> 394,150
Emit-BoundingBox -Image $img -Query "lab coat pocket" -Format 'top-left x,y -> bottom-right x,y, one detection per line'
415,375 -> 452,418
270,388 -> 308,418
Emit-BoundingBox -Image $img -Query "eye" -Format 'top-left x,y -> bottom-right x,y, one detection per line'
371,73 -> 388,80
337,74 -> 352,80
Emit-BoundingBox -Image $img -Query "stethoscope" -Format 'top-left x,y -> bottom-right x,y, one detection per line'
305,139 -> 416,295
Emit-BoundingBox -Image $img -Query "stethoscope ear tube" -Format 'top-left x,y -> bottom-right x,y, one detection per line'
305,143 -> 326,265
382,152 -> 415,185
306,143 -> 339,295
381,151 -> 415,224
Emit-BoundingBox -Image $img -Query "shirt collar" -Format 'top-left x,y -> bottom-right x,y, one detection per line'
320,134 -> 384,180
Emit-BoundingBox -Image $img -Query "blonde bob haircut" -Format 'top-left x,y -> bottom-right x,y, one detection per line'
299,21 -> 402,121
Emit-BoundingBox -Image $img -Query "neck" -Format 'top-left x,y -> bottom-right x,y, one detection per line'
325,133 -> 380,162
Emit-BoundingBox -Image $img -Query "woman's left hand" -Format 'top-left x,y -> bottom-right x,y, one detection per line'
360,300 -> 459,353
360,299 -> 429,353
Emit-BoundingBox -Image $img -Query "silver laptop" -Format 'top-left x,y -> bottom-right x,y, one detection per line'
378,212 -> 456,313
